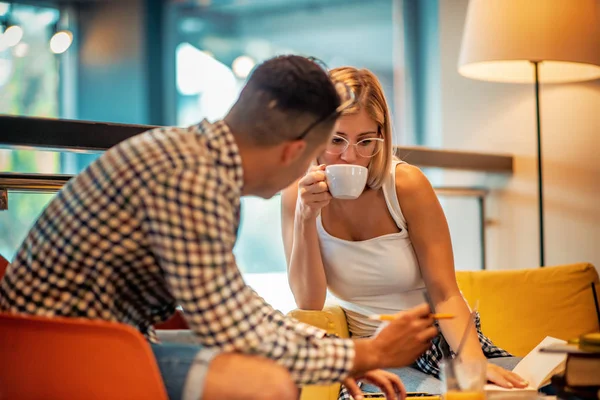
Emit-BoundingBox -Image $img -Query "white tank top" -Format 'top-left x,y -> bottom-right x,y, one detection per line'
316,160 -> 426,338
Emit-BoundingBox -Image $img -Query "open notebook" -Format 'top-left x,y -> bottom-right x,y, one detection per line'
485,336 -> 567,393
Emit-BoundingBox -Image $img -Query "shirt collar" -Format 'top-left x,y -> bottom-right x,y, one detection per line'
197,119 -> 244,193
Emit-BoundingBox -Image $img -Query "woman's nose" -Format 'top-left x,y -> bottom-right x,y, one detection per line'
341,144 -> 357,162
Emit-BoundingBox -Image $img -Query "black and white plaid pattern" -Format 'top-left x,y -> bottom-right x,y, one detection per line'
0,119 -> 354,386
338,312 -> 512,399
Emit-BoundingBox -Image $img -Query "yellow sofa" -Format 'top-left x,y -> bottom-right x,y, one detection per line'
288,262 -> 600,400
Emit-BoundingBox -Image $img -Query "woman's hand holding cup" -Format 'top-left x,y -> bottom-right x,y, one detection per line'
297,164 -> 331,221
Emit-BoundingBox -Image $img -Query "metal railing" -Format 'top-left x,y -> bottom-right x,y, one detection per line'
0,173 -> 72,193
0,172 -> 489,269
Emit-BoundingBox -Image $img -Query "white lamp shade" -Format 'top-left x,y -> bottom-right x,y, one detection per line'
458,0 -> 600,83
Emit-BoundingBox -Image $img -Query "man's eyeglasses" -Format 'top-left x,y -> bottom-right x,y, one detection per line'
325,134 -> 385,158
295,58 -> 356,140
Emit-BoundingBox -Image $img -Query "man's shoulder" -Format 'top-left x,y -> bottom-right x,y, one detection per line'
117,125 -> 213,172
127,125 -> 203,154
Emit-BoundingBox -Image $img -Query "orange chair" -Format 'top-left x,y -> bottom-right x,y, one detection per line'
155,309 -> 189,330
0,313 -> 168,400
0,253 -> 8,279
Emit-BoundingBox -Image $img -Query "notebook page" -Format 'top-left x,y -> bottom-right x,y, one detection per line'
485,336 -> 566,392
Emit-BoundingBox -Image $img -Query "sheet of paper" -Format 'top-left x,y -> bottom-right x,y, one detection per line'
485,336 -> 567,392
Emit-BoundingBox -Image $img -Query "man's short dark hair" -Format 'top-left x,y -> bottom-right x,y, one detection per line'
225,55 -> 341,146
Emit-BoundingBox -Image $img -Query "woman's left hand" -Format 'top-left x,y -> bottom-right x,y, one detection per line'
343,369 -> 406,400
486,363 -> 529,389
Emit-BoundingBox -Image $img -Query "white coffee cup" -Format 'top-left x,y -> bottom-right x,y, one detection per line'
325,164 -> 368,200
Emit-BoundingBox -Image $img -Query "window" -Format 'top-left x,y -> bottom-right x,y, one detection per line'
0,3 -> 94,260
172,0 -> 397,313
0,191 -> 54,259
1,0 -> 489,314
0,3 -> 59,117
0,3 -> 59,260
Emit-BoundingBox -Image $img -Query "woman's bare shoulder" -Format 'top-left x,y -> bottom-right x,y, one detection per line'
394,162 -> 432,194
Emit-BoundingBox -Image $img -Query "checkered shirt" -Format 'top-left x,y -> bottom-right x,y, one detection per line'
338,311 -> 512,399
0,119 -> 355,386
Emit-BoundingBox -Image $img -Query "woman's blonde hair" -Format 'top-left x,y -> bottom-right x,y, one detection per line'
329,67 -> 394,190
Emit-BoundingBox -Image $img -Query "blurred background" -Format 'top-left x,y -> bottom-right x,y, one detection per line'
1,0 -> 598,313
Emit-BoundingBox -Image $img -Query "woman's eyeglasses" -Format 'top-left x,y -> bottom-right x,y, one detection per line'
325,134 -> 384,158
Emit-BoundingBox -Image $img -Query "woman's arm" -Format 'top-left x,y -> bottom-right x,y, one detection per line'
395,164 -> 526,388
394,163 -> 482,359
281,166 -> 330,310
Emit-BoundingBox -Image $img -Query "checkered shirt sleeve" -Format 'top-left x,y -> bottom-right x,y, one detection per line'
413,311 -> 512,377
141,165 -> 354,385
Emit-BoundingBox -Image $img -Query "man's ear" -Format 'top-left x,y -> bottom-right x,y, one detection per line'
280,140 -> 307,166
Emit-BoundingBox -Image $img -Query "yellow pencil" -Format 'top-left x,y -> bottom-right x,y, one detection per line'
369,313 -> 455,321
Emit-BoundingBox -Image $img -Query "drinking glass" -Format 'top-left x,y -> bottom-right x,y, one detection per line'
441,358 -> 487,400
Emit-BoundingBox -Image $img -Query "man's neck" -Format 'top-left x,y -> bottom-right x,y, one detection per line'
232,135 -> 278,197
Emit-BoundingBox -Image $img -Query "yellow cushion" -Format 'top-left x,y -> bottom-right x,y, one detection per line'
456,263 -> 600,357
287,305 -> 349,400
288,305 -> 350,339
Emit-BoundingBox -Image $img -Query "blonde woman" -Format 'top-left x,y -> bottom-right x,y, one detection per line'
281,67 -> 527,398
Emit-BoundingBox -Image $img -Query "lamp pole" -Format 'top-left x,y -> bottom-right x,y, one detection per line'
532,61 -> 545,267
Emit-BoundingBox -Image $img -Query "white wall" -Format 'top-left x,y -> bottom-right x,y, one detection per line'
438,0 -> 600,271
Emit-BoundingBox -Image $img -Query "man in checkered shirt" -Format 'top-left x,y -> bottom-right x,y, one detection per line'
0,55 -> 438,400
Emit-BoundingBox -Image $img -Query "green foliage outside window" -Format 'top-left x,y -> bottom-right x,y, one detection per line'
0,3 -> 60,260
